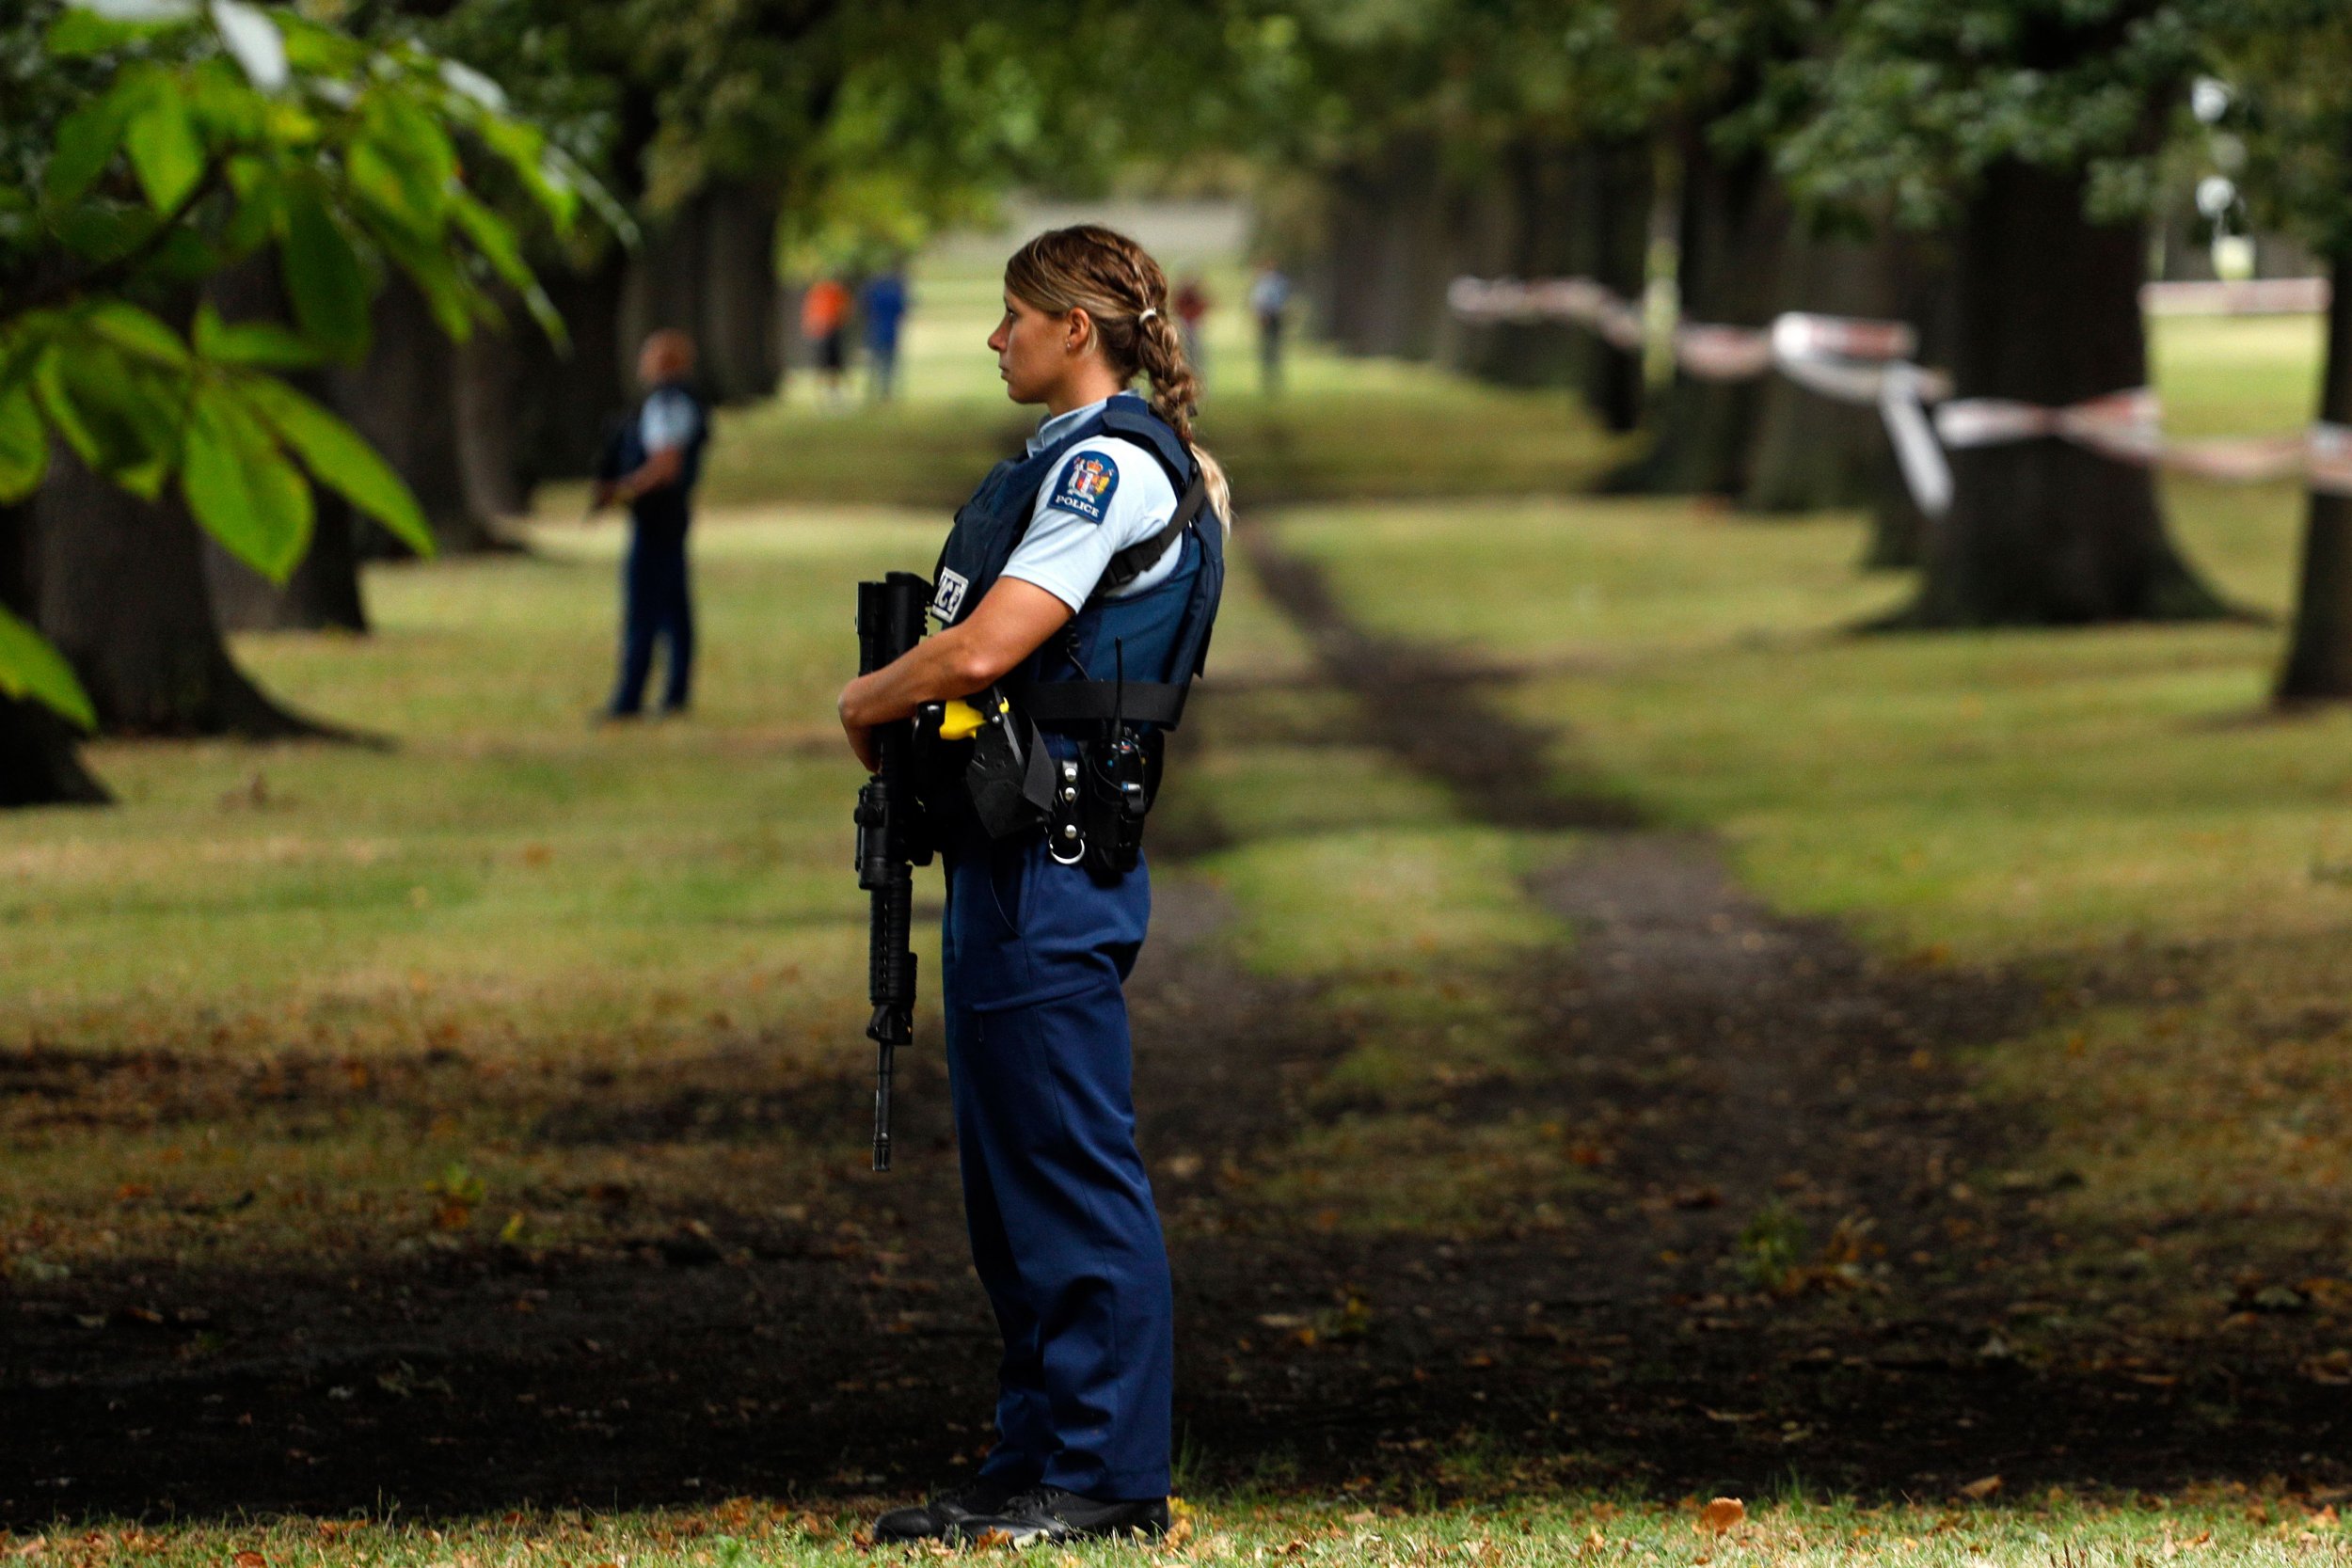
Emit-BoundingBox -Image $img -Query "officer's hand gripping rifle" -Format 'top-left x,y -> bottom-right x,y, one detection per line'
853,573 -> 934,1172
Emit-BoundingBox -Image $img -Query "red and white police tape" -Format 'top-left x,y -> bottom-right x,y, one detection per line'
1448,274 -> 2352,515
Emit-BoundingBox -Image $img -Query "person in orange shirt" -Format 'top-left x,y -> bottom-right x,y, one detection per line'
801,277 -> 851,405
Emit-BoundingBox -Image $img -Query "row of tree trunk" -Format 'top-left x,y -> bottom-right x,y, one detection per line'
1309,132 -> 2257,636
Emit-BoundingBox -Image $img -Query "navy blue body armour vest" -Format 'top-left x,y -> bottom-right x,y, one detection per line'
601,381 -> 710,532
930,393 -> 1223,733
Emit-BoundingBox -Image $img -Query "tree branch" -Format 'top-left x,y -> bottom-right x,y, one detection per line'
0,161 -> 228,331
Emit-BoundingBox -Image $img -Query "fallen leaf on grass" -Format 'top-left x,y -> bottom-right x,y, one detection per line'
1958,1475 -> 2003,1500
232,1553 -> 266,1568
1698,1497 -> 1745,1534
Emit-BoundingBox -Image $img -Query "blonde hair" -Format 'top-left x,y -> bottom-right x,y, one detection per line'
1004,225 -> 1232,531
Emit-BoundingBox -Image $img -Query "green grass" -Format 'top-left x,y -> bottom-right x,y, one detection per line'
6,302 -> 2351,1548
7,1489 -> 2343,1568
1263,308 -> 2352,1287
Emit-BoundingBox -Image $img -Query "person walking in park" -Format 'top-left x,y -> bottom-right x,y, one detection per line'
801,275 -> 851,404
1248,260 -> 1292,395
837,225 -> 1229,1547
593,329 -> 709,721
861,265 -> 912,403
1173,274 -> 1210,383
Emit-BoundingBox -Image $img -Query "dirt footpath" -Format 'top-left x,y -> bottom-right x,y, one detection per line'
2,533 -> 2344,1526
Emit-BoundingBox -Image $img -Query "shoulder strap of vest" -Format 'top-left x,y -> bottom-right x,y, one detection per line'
1096,396 -> 1192,487
1095,467 -> 1208,599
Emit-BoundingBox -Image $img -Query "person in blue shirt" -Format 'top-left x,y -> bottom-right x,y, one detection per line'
1249,261 -> 1292,395
593,330 -> 709,721
861,267 -> 911,403
838,226 -> 1230,1547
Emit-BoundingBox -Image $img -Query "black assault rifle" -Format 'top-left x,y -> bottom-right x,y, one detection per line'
852,573 -> 933,1172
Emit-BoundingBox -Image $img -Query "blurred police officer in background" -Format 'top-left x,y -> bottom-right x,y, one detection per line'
593,329 -> 708,721
838,226 -> 1231,1547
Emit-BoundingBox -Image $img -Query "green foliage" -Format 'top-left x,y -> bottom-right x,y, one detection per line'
1777,0 -> 2217,226
0,0 -> 582,726
0,602 -> 97,728
2203,1 -> 2352,255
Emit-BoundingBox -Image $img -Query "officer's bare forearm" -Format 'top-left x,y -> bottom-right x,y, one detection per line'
837,579 -> 1071,727
839,629 -> 992,726
617,446 -> 683,500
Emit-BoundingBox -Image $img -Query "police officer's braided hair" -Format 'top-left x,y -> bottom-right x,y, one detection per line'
1005,225 -> 1232,530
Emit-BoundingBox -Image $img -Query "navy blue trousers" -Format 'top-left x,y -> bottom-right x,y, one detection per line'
941,822 -> 1173,1501
611,520 -> 693,715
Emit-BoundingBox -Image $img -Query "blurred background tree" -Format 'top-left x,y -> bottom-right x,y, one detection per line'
2215,0 -> 2352,701
0,0 -> 574,802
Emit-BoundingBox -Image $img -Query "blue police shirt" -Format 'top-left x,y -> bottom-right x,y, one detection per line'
640,386 -> 703,456
998,397 -> 1183,613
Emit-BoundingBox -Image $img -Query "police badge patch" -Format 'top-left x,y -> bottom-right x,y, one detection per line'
931,567 -> 969,623
1052,451 -> 1120,522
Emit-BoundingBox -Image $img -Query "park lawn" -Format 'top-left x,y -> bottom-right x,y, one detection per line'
1271,463 -> 2352,1296
3,313 -> 2347,1543
4,1487 -> 2339,1567
0,513 -> 940,1273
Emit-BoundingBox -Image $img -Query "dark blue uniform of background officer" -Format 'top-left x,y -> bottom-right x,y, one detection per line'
838,227 -> 1229,1547
595,329 -> 709,720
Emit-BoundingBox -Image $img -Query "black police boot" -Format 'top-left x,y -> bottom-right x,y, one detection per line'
870,1475 -> 1028,1543
944,1486 -> 1171,1545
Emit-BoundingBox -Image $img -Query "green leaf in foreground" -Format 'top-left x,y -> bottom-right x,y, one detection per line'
45,90 -> 132,211
0,606 -> 97,731
237,372 -> 434,556
182,382 -> 312,579
192,303 -> 321,368
81,301 -> 192,367
123,92 -> 206,214
278,185 -> 370,360
0,381 -> 50,502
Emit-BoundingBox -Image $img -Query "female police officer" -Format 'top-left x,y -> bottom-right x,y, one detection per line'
836,226 -> 1228,1546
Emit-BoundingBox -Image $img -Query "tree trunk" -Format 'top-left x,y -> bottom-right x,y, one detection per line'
1565,137 -> 1652,433
1858,239 -> 1957,571
1438,146 -> 1538,382
453,315 -> 532,523
1742,230 -> 1903,514
521,254 -> 633,484
1612,136 -> 1787,495
1443,135 -> 1650,433
1320,136 -> 1455,361
202,255 -> 369,632
31,455 -> 332,737
0,501 -> 107,807
2276,244 -> 2352,703
620,202 -> 706,373
1900,163 -> 2224,627
332,279 -> 513,557
694,183 -> 782,404
204,510 -> 366,633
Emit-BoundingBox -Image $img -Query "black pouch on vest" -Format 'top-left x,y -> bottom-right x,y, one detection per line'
963,686 -> 1057,840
